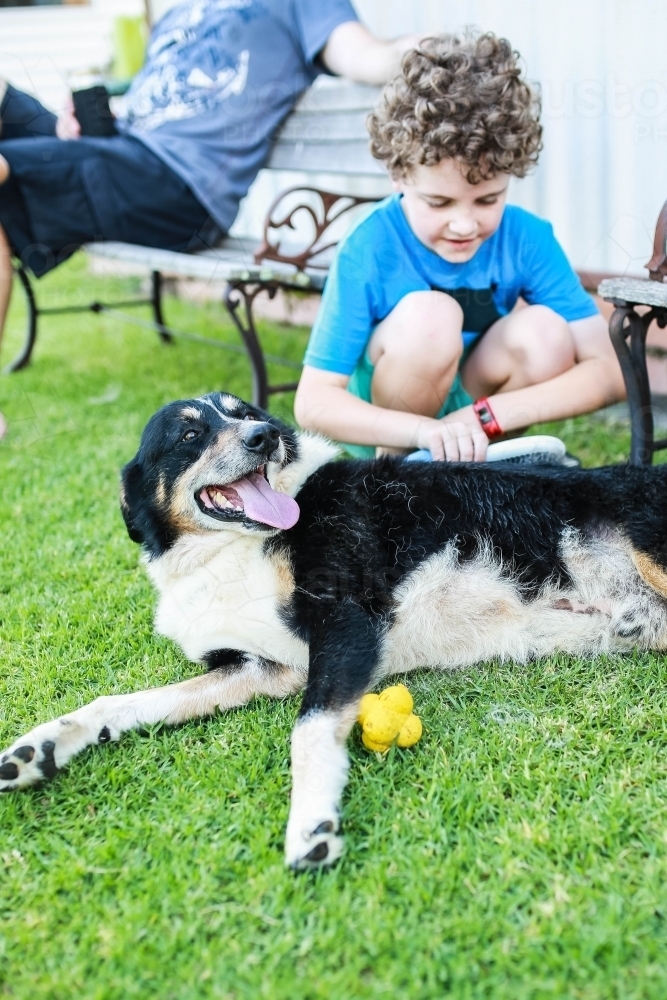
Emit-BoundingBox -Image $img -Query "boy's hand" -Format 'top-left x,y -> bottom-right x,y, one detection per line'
416,408 -> 488,462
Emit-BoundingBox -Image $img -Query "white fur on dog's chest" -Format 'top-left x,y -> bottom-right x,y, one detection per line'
147,533 -> 308,669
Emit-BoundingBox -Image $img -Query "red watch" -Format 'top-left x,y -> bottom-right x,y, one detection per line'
472,397 -> 503,439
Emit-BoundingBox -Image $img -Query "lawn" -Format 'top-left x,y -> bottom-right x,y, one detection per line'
2,256 -> 667,1000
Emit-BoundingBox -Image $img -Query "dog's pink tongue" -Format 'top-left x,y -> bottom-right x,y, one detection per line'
233,473 -> 300,529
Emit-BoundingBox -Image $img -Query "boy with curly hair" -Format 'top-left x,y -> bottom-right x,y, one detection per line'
295,32 -> 625,461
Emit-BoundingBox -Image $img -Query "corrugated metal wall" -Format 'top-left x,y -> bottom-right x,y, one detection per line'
1,0 -> 664,273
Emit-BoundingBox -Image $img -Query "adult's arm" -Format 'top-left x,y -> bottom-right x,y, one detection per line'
320,21 -> 423,85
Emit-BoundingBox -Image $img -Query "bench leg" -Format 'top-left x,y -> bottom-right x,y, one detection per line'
3,265 -> 38,373
151,271 -> 172,344
608,303 -> 657,465
224,281 -> 274,409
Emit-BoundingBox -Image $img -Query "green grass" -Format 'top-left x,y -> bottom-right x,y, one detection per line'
1,256 -> 667,1000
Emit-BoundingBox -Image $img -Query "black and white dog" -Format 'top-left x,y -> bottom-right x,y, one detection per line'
3,392 -> 667,869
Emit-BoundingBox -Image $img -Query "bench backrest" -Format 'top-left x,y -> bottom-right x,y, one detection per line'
254,78 -> 388,270
266,77 -> 385,177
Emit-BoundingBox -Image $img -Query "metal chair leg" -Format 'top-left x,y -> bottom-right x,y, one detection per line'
3,266 -> 38,373
224,281 -> 274,409
609,304 -> 654,465
151,270 -> 172,343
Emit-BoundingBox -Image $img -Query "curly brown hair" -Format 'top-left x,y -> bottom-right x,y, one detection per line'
368,32 -> 542,183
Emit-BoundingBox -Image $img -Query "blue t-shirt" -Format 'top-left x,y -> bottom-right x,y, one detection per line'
116,0 -> 358,231
304,194 -> 599,375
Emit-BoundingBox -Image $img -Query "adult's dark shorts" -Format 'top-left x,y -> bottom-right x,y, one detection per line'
0,84 -> 222,278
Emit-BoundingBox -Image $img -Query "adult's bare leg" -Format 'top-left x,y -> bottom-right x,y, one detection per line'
0,152 -> 12,359
0,208 -> 11,439
0,219 -> 12,352
0,79 -> 6,136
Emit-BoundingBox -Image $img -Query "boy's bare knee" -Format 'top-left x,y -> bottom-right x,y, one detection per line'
370,290 -> 463,367
0,155 -> 9,185
396,290 -> 463,328
504,305 -> 575,380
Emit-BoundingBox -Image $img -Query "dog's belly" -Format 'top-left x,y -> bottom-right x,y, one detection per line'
382,531 -> 667,675
149,539 -> 309,670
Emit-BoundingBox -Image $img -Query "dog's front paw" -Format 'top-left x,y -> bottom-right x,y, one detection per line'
285,814 -> 344,870
0,728 -> 60,791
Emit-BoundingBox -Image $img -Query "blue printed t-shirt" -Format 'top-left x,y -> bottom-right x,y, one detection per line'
116,0 -> 358,232
303,194 -> 599,375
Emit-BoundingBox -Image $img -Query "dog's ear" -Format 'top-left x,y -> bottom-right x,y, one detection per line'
120,458 -> 175,557
120,460 -> 146,545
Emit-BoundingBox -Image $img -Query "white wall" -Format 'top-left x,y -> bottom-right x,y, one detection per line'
1,0 -> 664,274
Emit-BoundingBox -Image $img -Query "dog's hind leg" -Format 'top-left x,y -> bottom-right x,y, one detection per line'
285,599 -> 384,871
0,655 -> 300,793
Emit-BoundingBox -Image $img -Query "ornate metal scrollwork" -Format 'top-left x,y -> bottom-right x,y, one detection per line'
254,186 -> 380,271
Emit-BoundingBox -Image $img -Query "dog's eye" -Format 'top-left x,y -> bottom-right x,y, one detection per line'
181,429 -> 200,441
243,414 -> 257,422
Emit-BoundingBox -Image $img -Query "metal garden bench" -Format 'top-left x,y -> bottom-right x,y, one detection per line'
5,76 -> 386,408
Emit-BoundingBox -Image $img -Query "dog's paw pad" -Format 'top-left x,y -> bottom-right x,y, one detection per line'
37,740 -> 58,779
312,820 -> 335,835
302,841 -> 331,863
0,740 -> 57,791
613,611 -> 646,640
0,761 -> 19,781
286,817 -> 344,871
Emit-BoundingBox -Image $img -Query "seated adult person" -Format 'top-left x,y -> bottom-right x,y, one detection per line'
0,0 -> 421,440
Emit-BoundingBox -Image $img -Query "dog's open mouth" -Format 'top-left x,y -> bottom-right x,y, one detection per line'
197,466 -> 300,529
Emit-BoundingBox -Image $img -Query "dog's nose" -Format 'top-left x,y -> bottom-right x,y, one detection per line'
243,422 -> 280,454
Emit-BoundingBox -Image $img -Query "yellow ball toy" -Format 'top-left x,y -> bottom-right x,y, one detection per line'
396,713 -> 423,748
357,683 -> 422,753
379,684 -> 413,716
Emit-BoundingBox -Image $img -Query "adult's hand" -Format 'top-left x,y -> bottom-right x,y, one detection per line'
55,96 -> 81,140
